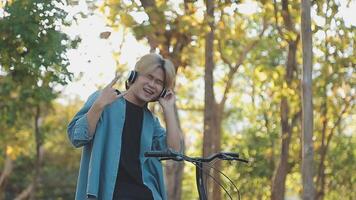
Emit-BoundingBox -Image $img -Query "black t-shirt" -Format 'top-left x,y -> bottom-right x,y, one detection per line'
113,99 -> 153,200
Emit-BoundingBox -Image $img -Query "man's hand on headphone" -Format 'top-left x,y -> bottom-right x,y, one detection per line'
158,89 -> 175,111
94,73 -> 127,109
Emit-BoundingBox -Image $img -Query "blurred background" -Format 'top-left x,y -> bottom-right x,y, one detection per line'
0,0 -> 355,199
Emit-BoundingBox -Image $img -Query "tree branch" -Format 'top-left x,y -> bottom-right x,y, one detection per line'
219,18 -> 268,108
325,95 -> 354,151
0,149 -> 13,189
281,0 -> 296,32
273,0 -> 286,40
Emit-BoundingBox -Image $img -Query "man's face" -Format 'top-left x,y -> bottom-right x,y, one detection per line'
130,67 -> 165,104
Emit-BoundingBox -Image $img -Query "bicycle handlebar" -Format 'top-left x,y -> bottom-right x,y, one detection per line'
144,150 -> 177,158
144,150 -> 248,163
145,150 -> 248,200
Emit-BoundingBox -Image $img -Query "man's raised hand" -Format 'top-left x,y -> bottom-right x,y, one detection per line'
94,73 -> 127,108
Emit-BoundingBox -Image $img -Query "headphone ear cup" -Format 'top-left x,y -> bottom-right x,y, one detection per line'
125,71 -> 138,89
159,88 -> 167,98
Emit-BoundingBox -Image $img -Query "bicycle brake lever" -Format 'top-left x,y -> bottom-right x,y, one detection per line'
173,156 -> 184,161
220,154 -> 234,161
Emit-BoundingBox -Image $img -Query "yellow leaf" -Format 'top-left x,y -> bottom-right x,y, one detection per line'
120,13 -> 135,26
6,146 -> 19,160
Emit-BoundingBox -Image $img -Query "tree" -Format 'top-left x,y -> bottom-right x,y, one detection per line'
270,0 -> 301,199
99,0 -> 203,198
1,0 -> 355,199
312,0 -> 356,199
0,0 -> 77,198
205,1 -> 268,199
301,0 -> 315,199
202,0 -> 219,199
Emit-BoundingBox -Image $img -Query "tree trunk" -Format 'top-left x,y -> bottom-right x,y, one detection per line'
139,2 -> 187,199
211,114 -> 222,200
0,148 -> 13,200
315,2 -> 328,199
14,144 -> 45,200
203,0 -> 222,199
30,106 -> 42,200
165,161 -> 184,200
15,106 -> 44,200
316,44 -> 328,200
271,97 -> 291,200
271,0 -> 300,198
271,39 -> 299,200
14,184 -> 34,200
316,97 -> 353,200
301,0 -> 315,199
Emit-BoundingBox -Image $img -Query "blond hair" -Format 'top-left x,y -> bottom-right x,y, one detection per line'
135,53 -> 176,89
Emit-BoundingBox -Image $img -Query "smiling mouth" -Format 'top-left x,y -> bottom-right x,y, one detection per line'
143,88 -> 154,95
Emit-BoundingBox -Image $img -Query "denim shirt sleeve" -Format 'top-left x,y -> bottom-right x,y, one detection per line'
151,116 -> 167,151
67,91 -> 100,148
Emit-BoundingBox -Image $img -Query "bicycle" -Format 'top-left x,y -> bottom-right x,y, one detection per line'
145,149 -> 248,200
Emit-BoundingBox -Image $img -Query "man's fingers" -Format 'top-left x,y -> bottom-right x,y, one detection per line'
163,89 -> 173,98
107,72 -> 120,88
166,89 -> 173,96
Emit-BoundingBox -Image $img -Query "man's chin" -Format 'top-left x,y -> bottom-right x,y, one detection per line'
147,96 -> 159,102
139,94 -> 155,102
147,97 -> 157,102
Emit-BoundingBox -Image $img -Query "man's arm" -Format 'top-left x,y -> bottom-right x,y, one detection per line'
87,75 -> 127,137
86,102 -> 105,137
159,90 -> 183,152
163,106 -> 182,151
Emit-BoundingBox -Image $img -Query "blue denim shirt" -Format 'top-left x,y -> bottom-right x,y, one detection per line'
67,91 -> 168,200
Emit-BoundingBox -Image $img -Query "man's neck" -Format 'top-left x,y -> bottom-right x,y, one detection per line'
124,92 -> 146,107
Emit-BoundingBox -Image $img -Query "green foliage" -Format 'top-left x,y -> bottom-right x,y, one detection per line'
311,1 -> 356,198
2,101 -> 83,199
324,135 -> 356,199
0,0 -> 76,125
37,101 -> 83,199
0,0 -> 79,198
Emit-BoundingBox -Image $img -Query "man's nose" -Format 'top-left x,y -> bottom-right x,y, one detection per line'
148,79 -> 156,87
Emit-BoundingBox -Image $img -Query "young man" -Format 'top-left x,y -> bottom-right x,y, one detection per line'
67,53 -> 182,200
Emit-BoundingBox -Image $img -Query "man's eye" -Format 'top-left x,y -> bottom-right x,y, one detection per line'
156,80 -> 164,86
146,74 -> 153,80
